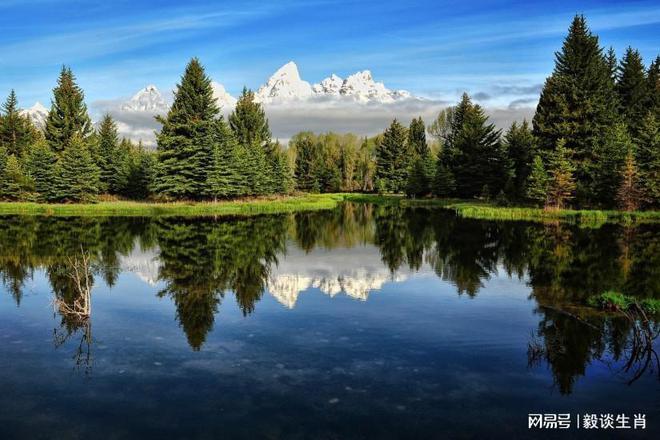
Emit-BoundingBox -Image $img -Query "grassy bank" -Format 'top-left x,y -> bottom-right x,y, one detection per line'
342,194 -> 660,225
0,194 -> 345,217
0,193 -> 658,223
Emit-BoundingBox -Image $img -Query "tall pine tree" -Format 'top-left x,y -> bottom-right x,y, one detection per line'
52,134 -> 100,203
97,114 -> 126,194
154,58 -> 219,200
617,47 -> 649,137
0,90 -> 39,157
376,119 -> 409,193
504,120 -> 536,201
44,66 -> 93,153
25,140 -> 57,202
533,15 -> 618,206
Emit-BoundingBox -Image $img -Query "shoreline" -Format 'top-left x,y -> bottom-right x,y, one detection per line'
0,193 -> 658,224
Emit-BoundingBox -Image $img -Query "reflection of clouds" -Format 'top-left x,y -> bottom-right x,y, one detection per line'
119,246 -> 161,285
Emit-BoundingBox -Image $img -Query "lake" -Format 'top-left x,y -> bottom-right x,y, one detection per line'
0,203 -> 658,439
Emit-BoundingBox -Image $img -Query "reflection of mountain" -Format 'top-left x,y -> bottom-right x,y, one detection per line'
267,245 -> 410,308
119,247 -> 161,286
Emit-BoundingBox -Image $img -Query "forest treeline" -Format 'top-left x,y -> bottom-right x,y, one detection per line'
0,15 -> 657,209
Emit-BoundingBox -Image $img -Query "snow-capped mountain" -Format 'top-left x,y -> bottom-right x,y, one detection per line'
255,61 -> 313,103
256,61 -> 414,104
121,84 -> 168,113
20,102 -> 49,128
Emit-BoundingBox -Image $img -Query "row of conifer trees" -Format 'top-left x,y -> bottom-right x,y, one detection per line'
0,15 -> 657,208
365,15 -> 658,209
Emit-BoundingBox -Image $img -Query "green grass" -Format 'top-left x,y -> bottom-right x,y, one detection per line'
342,194 -> 660,225
0,194 -> 346,217
587,291 -> 660,315
0,193 -> 658,223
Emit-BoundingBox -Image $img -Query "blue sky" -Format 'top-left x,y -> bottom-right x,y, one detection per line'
0,0 -> 658,114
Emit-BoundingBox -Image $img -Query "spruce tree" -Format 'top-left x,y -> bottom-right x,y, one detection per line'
53,134 -> 100,202
647,56 -> 660,119
405,155 -> 433,198
526,155 -> 549,205
616,150 -> 644,211
96,114 -> 125,194
634,113 -> 660,206
294,134 -> 320,192
504,120 -> 536,201
408,117 -> 428,157
433,162 -> 456,197
617,47 -> 649,137
44,66 -> 93,153
208,119 -> 243,199
154,58 -> 219,200
0,154 -> 28,200
450,94 -> 505,198
25,140 -> 57,202
593,123 -> 629,206
0,90 -> 39,157
546,140 -> 576,209
229,87 -> 271,148
270,143 -> 294,195
533,15 -> 618,205
376,119 -> 409,193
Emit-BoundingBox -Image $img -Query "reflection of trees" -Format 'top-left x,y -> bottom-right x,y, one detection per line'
155,215 -> 288,349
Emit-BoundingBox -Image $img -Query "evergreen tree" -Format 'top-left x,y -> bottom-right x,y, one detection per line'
504,120 -> 536,201
208,119 -> 244,199
53,134 -> 100,202
533,15 -> 618,205
0,90 -> 39,157
605,47 -> 618,81
25,140 -> 57,202
408,117 -> 428,157
451,93 -> 505,198
44,66 -> 93,153
154,58 -> 219,199
229,87 -> 271,148
546,140 -> 576,209
96,114 -> 126,194
270,143 -> 294,195
294,134 -> 320,192
593,123 -> 630,206
433,162 -> 456,197
634,113 -> 660,206
405,154 -> 434,198
617,47 -> 649,137
124,144 -> 155,200
0,154 -> 28,200
228,88 -> 274,194
376,119 -> 409,192
647,56 -> 660,119
617,150 -> 644,211
526,155 -> 549,205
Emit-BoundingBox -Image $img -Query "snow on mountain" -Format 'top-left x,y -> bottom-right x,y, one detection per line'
311,73 -> 343,95
21,102 -> 49,128
257,62 -> 414,104
121,85 -> 168,113
211,81 -> 237,110
255,61 -> 313,103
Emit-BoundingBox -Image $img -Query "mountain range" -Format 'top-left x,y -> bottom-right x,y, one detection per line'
118,61 -> 417,114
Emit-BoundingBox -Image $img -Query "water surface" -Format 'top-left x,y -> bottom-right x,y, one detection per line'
0,204 -> 658,439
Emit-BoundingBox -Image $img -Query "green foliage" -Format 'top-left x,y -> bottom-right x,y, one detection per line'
44,66 -> 93,153
617,149 -> 644,211
408,116 -> 428,157
208,119 -> 244,199
617,47 -> 649,137
0,90 -> 39,157
587,291 -> 660,315
405,154 -> 434,198
376,119 -> 409,193
53,135 -> 100,203
533,15 -> 618,206
504,120 -> 536,201
229,87 -> 271,149
634,113 -> 660,207
96,114 -> 130,194
433,162 -> 456,197
25,140 -> 57,202
0,154 -> 29,200
154,58 -> 218,200
526,155 -> 549,205
546,140 -> 576,209
592,123 -> 630,206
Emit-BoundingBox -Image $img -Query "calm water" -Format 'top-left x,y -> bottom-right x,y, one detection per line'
0,204 -> 658,439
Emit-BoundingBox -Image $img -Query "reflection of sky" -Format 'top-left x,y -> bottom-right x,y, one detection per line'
1,239 -> 659,438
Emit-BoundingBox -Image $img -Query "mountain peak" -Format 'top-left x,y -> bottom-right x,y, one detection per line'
20,102 -> 49,128
256,61 -> 313,102
122,84 -> 167,112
